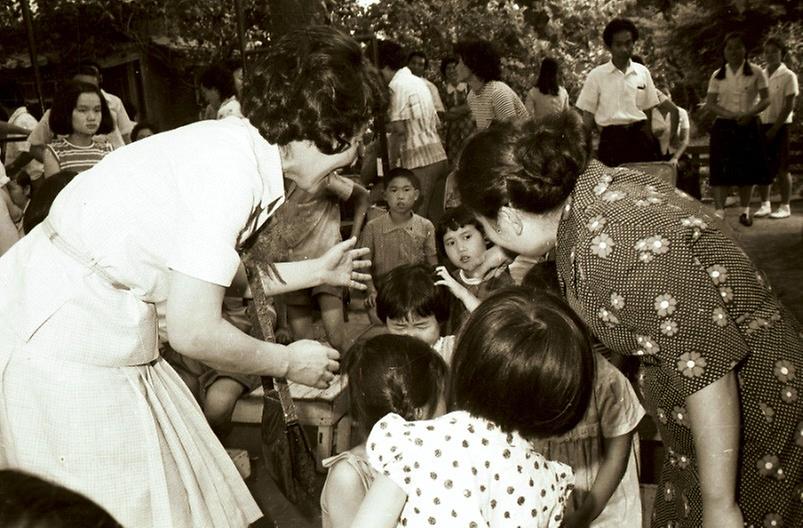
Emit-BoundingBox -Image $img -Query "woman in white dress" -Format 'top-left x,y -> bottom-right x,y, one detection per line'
0,26 -> 386,528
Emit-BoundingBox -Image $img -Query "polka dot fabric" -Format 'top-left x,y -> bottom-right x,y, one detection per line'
556,160 -> 803,527
367,411 -> 574,527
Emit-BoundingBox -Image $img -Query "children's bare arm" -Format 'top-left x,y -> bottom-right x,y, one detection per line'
42,147 -> 60,178
350,473 -> 407,528
323,460 -> 367,528
562,432 -> 634,527
348,182 -> 370,241
434,266 -> 480,312
687,371 -> 743,528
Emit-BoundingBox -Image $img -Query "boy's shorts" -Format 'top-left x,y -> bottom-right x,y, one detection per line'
283,284 -> 343,307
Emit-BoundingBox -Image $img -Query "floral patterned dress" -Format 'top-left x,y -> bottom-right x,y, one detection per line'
555,160 -> 803,528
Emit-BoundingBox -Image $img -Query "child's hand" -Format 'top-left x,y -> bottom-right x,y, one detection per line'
364,289 -> 378,309
434,266 -> 465,297
275,325 -> 293,345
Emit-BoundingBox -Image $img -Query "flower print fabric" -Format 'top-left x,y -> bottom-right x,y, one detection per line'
555,160 -> 803,527
366,411 -> 574,527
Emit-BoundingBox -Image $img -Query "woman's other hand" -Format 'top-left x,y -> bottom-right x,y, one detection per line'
473,245 -> 514,280
284,339 -> 340,389
317,237 -> 371,290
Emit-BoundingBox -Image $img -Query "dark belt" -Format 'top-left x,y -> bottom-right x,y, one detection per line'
602,120 -> 647,131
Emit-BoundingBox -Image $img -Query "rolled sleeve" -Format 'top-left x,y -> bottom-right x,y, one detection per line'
575,73 -> 600,114
168,228 -> 243,287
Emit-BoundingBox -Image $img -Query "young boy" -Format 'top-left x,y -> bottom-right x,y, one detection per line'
433,206 -> 514,335
278,172 -> 370,352
359,168 -> 438,311
375,263 -> 453,363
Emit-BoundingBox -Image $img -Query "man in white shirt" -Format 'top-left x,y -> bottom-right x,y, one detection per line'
756,37 -> 799,220
576,18 -> 677,167
378,40 -> 448,221
407,50 -> 446,116
21,63 -> 133,182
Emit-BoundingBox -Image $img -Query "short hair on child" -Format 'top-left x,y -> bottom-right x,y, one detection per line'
49,81 -> 114,136
435,205 -> 485,262
131,121 -> 158,142
376,263 -> 448,324
0,469 -> 122,527
344,334 -> 448,436
199,63 -> 237,100
385,167 -> 420,190
449,286 -> 595,439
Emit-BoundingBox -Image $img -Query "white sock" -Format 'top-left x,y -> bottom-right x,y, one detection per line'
761,201 -> 771,208
743,207 -> 751,216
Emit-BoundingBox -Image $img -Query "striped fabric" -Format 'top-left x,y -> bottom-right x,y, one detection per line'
466,80 -> 529,130
47,138 -> 112,174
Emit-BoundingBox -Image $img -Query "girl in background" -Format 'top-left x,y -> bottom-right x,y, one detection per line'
43,81 -> 113,178
525,57 -> 570,121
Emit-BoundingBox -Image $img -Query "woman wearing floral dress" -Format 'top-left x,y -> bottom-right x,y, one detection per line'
454,110 -> 803,528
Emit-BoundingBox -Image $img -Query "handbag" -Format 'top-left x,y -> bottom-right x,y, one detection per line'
245,258 -> 325,517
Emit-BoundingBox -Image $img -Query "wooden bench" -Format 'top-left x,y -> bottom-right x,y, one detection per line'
231,375 -> 352,467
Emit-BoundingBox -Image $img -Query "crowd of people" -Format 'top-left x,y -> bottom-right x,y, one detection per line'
0,14 -> 801,528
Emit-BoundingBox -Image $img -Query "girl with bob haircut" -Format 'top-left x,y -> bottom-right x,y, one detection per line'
351,286 -> 592,527
0,25 -> 385,528
525,57 -> 570,120
454,110 -> 803,528
44,80 -> 114,178
320,334 -> 448,528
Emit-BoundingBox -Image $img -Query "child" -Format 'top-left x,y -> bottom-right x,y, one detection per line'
522,265 -> 646,527
278,171 -> 369,351
351,287 -> 593,527
359,168 -> 438,310
43,80 -> 114,178
130,121 -> 158,142
375,263 -> 453,362
320,334 -> 448,528
434,205 -> 514,334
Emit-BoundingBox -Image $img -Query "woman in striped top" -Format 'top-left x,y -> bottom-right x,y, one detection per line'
43,81 -> 114,178
453,39 -> 529,130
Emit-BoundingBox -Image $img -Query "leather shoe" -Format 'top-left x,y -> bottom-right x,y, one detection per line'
739,213 -> 753,226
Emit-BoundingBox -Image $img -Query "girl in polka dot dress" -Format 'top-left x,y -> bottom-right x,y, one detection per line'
319,334 -> 448,528
351,287 -> 596,527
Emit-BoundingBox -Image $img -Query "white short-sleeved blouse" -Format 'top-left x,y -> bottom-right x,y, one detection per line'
367,411 -> 574,527
47,117 -> 285,302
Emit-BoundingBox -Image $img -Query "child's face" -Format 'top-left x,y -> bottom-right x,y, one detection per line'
384,177 -> 419,215
72,92 -> 102,137
386,313 -> 440,346
443,224 -> 486,272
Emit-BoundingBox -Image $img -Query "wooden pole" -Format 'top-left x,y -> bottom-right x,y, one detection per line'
19,0 -> 45,115
233,0 -> 248,75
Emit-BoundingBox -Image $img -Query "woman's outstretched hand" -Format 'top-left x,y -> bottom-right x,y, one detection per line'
284,339 -> 340,389
317,237 -> 371,290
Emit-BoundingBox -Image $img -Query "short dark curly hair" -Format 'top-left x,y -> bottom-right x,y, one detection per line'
602,18 -> 639,48
377,40 -> 408,71
49,81 -> 114,136
199,63 -> 236,100
242,26 -> 387,155
453,40 -> 501,83
455,110 -> 591,220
